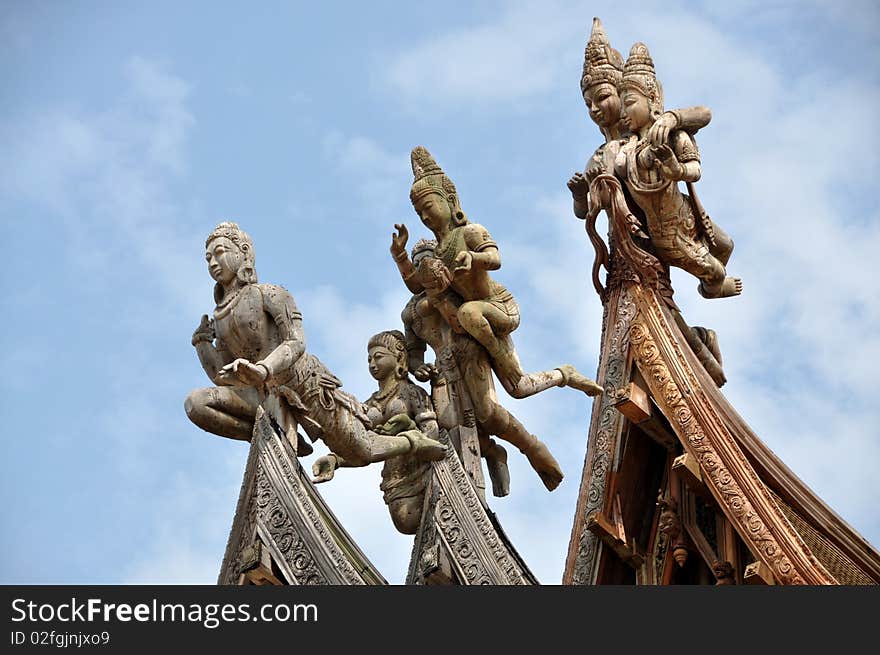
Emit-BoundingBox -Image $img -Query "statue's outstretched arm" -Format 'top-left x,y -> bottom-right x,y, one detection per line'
255,284 -> 306,384
648,106 -> 712,147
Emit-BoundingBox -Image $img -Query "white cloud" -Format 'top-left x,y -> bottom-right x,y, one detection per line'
379,1 -> 583,108
322,133 -> 412,218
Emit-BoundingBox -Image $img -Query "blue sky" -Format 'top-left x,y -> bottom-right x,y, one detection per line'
1,0 -> 878,584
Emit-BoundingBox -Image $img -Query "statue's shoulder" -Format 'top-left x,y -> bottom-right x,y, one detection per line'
671,129 -> 700,162
462,223 -> 496,251
400,379 -> 431,408
255,283 -> 298,303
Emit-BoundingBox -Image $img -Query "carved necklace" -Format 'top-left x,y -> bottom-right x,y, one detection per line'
371,379 -> 401,406
435,226 -> 465,268
213,284 -> 246,318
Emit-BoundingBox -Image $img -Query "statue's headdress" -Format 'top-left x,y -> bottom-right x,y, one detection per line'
411,238 -> 437,260
621,42 -> 664,111
409,146 -> 467,225
367,329 -> 409,377
206,221 -> 258,302
580,17 -> 624,95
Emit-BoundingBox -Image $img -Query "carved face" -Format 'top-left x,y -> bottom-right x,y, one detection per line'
412,248 -> 434,269
368,345 -> 399,381
205,236 -> 244,286
584,82 -> 621,129
413,192 -> 452,233
620,89 -> 652,133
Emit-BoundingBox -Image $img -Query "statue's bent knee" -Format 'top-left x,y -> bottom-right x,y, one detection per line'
184,388 -> 211,423
388,496 -> 424,535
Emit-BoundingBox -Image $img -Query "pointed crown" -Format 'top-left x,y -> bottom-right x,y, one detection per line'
580,17 -> 624,95
410,146 -> 457,205
621,42 -> 663,107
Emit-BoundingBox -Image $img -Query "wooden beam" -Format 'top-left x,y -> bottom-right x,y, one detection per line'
613,382 -> 652,424
586,510 -> 644,568
612,383 -> 678,450
240,541 -> 283,585
744,561 -> 776,585
673,453 -> 709,496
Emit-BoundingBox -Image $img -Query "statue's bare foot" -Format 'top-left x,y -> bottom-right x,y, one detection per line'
557,364 -> 604,397
698,277 -> 742,299
522,437 -> 563,491
485,443 -> 510,498
401,429 -> 447,461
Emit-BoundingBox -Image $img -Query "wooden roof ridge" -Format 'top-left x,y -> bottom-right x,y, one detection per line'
218,407 -> 387,585
629,282 -> 880,584
670,310 -> 880,584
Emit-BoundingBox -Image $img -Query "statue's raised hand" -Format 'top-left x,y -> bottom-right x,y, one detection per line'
647,111 -> 679,148
653,144 -> 685,181
453,250 -> 473,274
567,171 -> 589,197
414,362 -> 436,383
191,314 -> 215,346
218,358 -> 269,387
391,223 -> 409,260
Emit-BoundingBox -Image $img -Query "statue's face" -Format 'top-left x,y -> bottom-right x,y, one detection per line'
414,192 -> 452,233
368,345 -> 399,381
584,83 -> 621,129
412,249 -> 435,270
621,89 -> 652,133
205,236 -> 243,285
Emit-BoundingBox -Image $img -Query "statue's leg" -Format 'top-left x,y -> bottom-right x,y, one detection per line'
478,432 -> 510,497
466,368 -> 562,491
312,399 -> 444,467
668,241 -> 741,299
457,300 -> 523,383
707,220 -> 734,266
492,409 -> 563,492
387,496 -> 425,535
184,386 -> 260,441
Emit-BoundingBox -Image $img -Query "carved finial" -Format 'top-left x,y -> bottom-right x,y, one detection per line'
580,17 -> 624,94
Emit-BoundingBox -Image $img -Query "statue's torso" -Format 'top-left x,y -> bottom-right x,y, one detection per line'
366,381 -> 432,503
435,225 -> 497,301
616,137 -> 696,251
213,284 -> 277,362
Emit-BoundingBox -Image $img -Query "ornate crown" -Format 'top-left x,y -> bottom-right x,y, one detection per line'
580,17 -> 624,94
410,146 -> 457,205
621,42 -> 662,106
